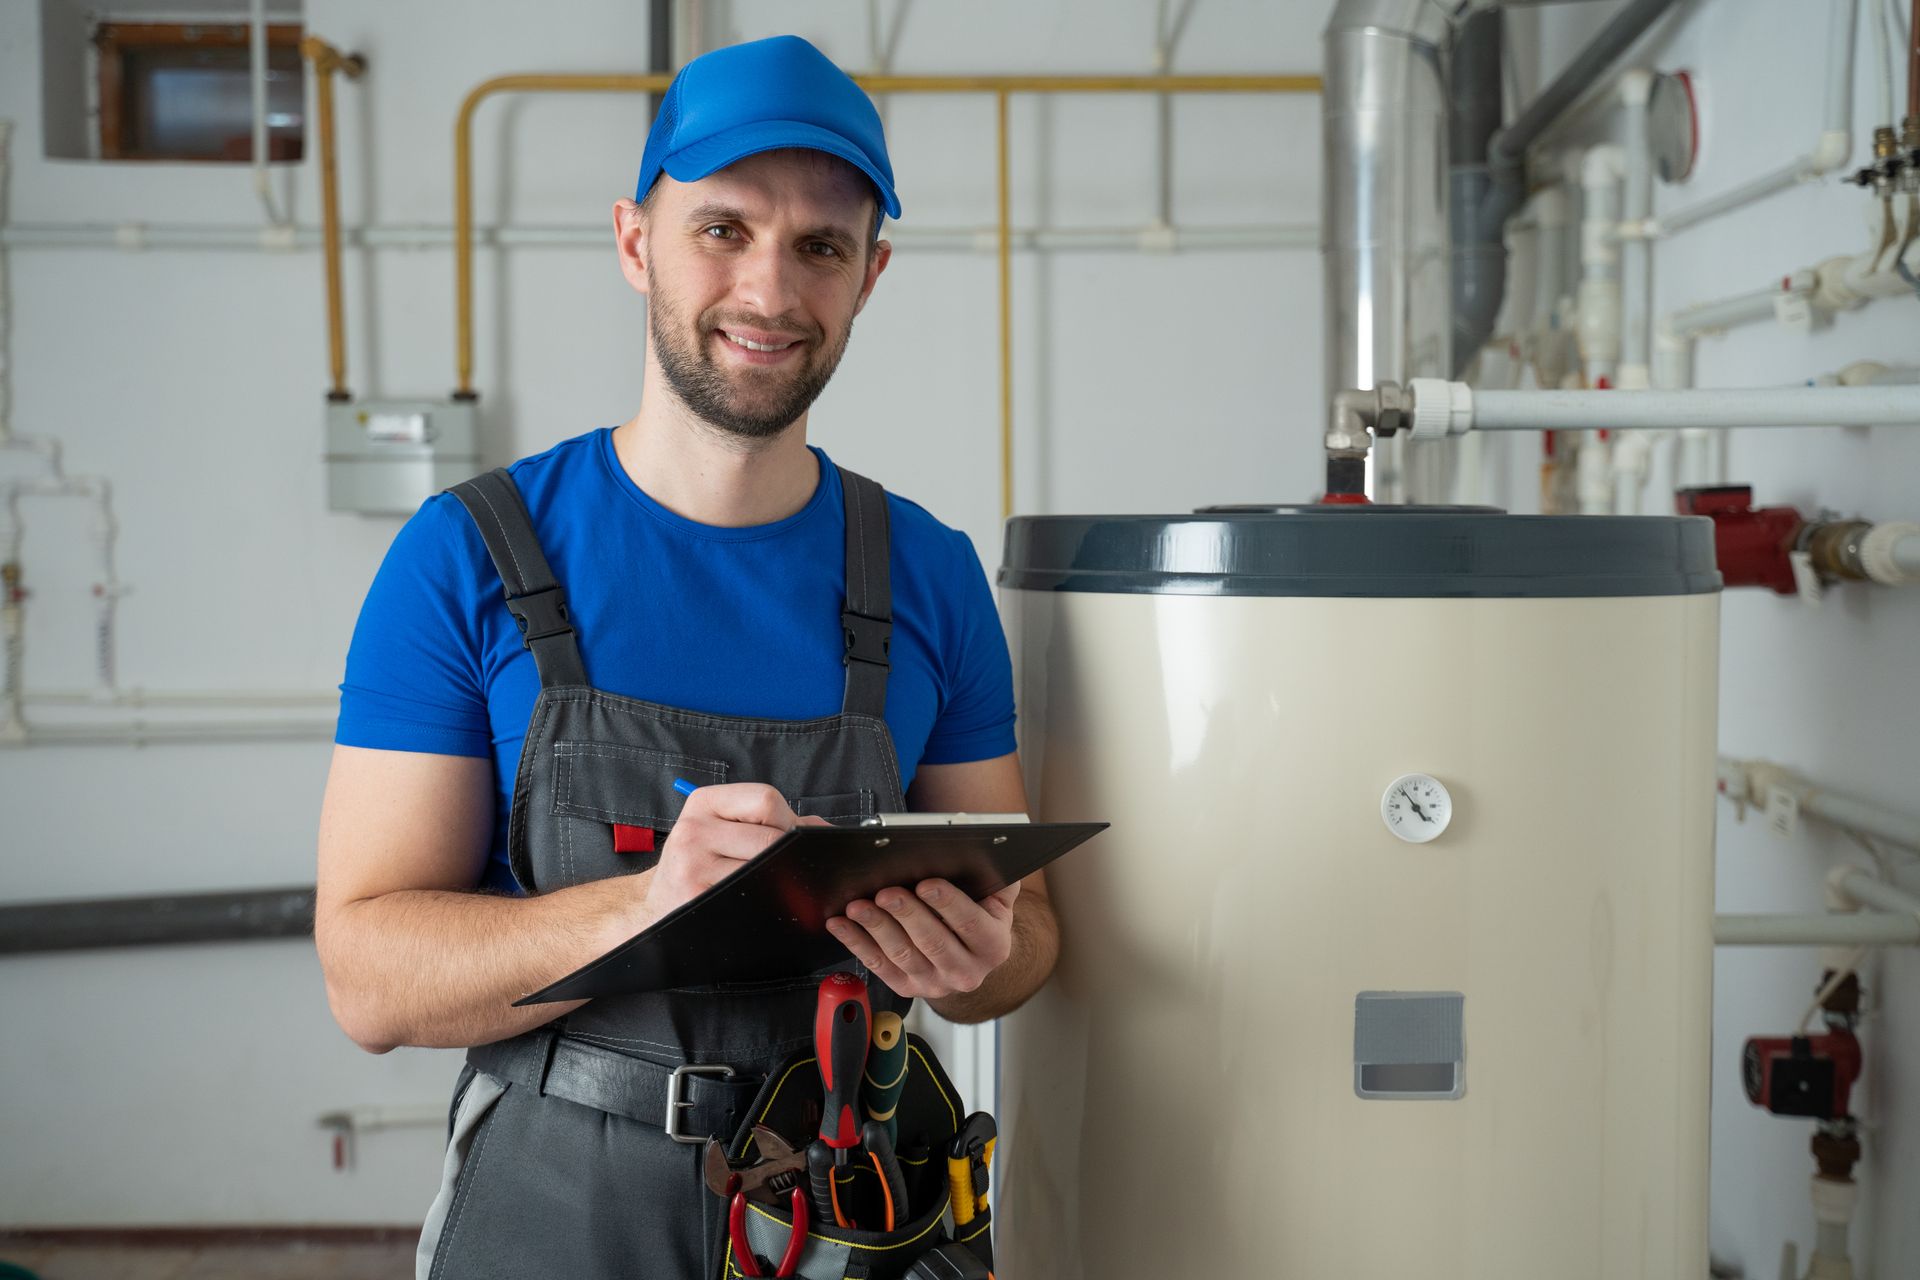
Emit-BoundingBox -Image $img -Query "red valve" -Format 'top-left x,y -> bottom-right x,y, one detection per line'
1675,485 -> 1805,594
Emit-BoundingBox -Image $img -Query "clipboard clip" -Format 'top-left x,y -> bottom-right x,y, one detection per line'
859,812 -> 1032,828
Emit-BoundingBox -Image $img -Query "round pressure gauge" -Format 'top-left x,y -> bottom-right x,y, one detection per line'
1382,773 -> 1453,844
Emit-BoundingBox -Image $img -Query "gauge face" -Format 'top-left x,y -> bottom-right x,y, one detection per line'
1382,773 -> 1453,844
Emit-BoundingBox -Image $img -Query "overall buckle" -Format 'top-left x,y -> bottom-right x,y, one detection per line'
505,584 -> 572,644
842,609 -> 892,668
665,1062 -> 737,1144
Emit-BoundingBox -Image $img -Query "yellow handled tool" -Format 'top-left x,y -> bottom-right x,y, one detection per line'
946,1112 -> 996,1229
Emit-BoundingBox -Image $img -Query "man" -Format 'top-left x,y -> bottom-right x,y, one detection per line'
314,35 -> 1057,1278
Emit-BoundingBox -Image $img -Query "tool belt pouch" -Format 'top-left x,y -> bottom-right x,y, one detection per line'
715,1033 -> 981,1280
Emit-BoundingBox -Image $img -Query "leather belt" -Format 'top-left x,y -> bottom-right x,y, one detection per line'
467,1030 -> 761,1144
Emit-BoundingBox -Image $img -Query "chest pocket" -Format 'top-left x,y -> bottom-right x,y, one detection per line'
547,741 -> 879,889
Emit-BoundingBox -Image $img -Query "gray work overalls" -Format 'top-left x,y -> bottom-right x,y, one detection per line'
416,464 -> 907,1280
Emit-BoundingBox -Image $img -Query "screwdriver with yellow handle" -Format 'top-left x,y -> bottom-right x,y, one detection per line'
864,1010 -> 908,1146
946,1112 -> 997,1272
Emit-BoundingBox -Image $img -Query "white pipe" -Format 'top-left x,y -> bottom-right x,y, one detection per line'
1833,866 -> 1920,920
248,0 -> 283,225
1643,0 -> 1857,238
317,1104 -> 447,1135
1578,146 -> 1625,388
1440,384 -> 1920,432
3,477 -> 126,703
1715,912 -> 1920,945
1618,72 -> 1654,388
23,688 -> 337,707
1891,532 -> 1920,577
0,119 -> 10,445
1720,756 -> 1920,851
0,221 -> 1322,254
0,718 -> 336,747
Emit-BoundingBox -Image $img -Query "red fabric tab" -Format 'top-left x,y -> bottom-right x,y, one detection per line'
611,824 -> 656,855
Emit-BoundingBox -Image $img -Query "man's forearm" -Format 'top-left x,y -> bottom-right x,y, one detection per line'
929,892 -> 1059,1024
318,874 -> 653,1053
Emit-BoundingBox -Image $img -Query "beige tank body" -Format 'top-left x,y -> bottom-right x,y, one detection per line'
997,588 -> 1718,1278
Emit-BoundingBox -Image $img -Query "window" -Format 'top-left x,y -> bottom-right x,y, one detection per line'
95,21 -> 305,162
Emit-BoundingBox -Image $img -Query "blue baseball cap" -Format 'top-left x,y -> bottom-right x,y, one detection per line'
635,35 -> 901,221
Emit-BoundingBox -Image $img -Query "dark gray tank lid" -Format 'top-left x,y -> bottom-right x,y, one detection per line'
999,505 -> 1722,598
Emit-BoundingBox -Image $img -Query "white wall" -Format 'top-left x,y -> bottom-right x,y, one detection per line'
1530,3 -> 1920,1275
1,1 -> 1914,1273
0,0 -> 1323,1227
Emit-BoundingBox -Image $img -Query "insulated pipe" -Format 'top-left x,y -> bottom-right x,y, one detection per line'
1323,0 -> 1455,504
1715,912 -> 1920,945
0,887 -> 316,954
1648,0 -> 1857,238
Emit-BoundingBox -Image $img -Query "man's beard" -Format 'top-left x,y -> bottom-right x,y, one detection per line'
648,268 -> 854,442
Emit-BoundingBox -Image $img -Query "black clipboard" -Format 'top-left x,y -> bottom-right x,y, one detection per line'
516,820 -> 1106,1004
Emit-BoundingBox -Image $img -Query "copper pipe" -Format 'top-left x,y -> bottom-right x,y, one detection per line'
299,36 -> 365,401
450,71 -> 1322,505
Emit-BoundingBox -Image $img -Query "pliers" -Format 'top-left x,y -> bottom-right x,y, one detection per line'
729,1174 -> 809,1278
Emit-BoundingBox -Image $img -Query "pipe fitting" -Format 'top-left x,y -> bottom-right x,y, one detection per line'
1326,384 -> 1410,456
1407,378 -> 1473,440
1858,522 -> 1920,584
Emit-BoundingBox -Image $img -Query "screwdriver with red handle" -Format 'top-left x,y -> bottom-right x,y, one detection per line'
810,971 -> 871,1226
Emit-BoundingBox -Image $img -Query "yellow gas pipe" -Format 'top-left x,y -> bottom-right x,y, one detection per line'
442,72 -> 1321,519
298,36 -> 365,401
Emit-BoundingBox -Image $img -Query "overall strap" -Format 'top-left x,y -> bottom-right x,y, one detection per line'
838,467 -> 893,719
447,469 -> 589,688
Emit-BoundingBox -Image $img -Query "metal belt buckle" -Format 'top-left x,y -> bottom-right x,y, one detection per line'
665,1062 -> 736,1145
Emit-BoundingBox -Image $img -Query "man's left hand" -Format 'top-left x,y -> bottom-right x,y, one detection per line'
825,879 -> 1018,1000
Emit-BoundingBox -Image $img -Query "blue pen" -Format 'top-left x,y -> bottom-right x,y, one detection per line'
672,778 -> 700,798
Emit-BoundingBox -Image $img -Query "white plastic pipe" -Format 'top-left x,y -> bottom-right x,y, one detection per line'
1646,0 -> 1857,237
24,688 -> 337,707
1715,911 -> 1920,945
1720,756 -> 1920,851
1892,532 -> 1920,577
1578,146 -> 1625,388
4,477 -> 125,702
0,221 -> 1321,255
0,718 -> 336,747
1834,866 -> 1920,920
248,0 -> 283,225
0,120 -> 11,444
1618,72 -> 1654,388
317,1104 -> 447,1135
1456,385 -> 1920,432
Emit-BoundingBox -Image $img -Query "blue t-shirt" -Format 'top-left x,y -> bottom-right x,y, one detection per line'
336,429 -> 1016,892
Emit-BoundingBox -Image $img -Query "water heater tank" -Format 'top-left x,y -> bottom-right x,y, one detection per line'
996,505 -> 1721,1279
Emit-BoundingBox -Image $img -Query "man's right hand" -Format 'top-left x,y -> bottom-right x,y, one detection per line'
643,783 -> 826,917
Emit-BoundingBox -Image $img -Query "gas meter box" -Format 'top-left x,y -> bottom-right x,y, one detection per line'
325,398 -> 480,515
